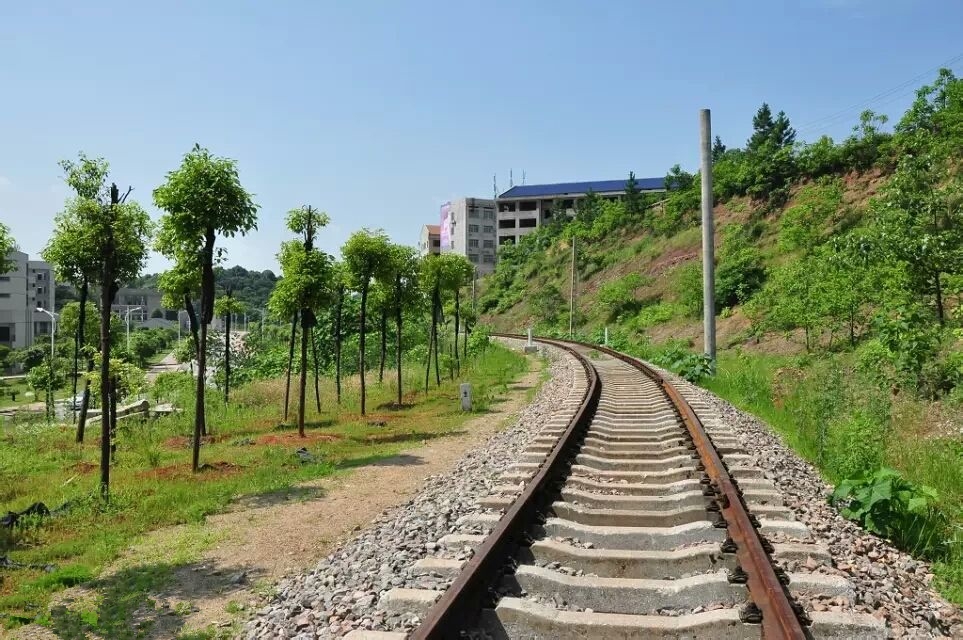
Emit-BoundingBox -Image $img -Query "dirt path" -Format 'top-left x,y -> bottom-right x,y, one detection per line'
10,356 -> 542,639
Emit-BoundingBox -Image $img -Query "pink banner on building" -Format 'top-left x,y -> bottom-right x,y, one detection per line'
439,202 -> 452,249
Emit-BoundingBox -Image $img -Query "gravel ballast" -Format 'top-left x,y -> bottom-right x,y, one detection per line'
662,370 -> 963,639
243,342 -> 578,639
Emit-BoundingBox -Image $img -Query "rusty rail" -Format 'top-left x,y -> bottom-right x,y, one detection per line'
410,337 -> 600,639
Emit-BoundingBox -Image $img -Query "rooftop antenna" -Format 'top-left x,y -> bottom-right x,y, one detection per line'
509,169 -> 514,188
493,174 -> 498,199
522,170 -> 526,185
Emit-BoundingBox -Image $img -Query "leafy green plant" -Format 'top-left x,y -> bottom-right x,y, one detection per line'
831,467 -> 948,559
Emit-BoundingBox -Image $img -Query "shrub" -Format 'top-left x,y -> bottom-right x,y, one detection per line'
631,302 -> 677,329
825,412 -> 888,480
831,467 -> 948,559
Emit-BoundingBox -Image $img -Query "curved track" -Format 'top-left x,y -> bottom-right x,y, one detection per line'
377,337 -> 884,640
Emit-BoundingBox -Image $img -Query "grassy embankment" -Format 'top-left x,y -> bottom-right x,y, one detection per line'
0,342 -> 528,632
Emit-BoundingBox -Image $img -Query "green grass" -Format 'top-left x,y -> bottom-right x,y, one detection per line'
702,348 -> 963,606
0,342 -> 528,629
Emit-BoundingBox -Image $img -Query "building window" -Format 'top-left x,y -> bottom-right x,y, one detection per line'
468,253 -> 479,262
519,200 -> 537,211
498,202 -> 516,212
483,254 -> 495,263
519,218 -> 537,228
431,239 -> 440,248
0,326 -> 10,342
499,236 -> 516,246
36,273 -> 44,281
468,208 -> 479,219
498,219 -> 516,229
483,209 -> 494,219
483,225 -> 494,233
468,224 -> 479,233
561,199 -> 574,208
0,293 -> 9,298
468,239 -> 479,248
483,240 -> 494,249
0,276 -> 9,282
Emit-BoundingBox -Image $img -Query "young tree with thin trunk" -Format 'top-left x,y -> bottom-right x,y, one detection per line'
332,264 -> 346,405
214,291 -> 244,403
43,164 -> 105,442
157,262 -> 202,369
269,206 -> 332,437
154,145 -> 258,472
448,256 -> 474,375
385,246 -> 421,406
284,312 -> 298,421
342,230 -> 392,416
57,154 -> 152,500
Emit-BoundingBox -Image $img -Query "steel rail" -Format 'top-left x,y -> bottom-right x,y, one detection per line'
410,337 -> 600,639
577,340 -> 809,640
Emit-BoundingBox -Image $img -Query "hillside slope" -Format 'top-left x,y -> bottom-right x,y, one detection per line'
479,70 -> 963,605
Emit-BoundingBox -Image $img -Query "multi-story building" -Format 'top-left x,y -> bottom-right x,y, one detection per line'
495,177 -> 665,247
419,224 -> 441,257
110,287 -> 165,325
28,259 -> 55,338
439,198 -> 497,274
0,250 -> 56,350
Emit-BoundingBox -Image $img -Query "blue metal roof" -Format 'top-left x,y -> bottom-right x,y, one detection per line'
498,177 -> 665,199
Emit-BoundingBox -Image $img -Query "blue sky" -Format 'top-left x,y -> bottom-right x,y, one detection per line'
1,0 -> 961,274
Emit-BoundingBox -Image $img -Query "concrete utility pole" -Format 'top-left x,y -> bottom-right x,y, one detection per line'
569,237 -> 576,338
700,108 -> 717,365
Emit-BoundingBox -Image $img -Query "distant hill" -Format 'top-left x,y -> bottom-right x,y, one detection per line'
133,265 -> 278,313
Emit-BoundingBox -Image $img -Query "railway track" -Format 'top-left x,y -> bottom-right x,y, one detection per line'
353,337 -> 885,639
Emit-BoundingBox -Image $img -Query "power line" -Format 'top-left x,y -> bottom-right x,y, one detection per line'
796,52 -> 963,135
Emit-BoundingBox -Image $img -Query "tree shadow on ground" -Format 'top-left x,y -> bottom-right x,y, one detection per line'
229,485 -> 326,510
48,559 -> 264,640
336,453 -> 426,470
272,418 -> 338,431
346,430 -> 466,446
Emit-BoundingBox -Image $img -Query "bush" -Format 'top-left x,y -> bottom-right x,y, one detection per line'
467,325 -> 492,356
831,467 -> 948,559
631,302 -> 677,329
825,412 -> 888,480
715,246 -> 765,308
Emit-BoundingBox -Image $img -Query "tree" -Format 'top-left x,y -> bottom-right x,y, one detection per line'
55,154 -> 152,500
154,145 -> 258,471
342,229 -> 392,416
331,263 -> 347,405
214,291 -> 244,403
157,262 -> 201,364
43,156 -> 109,442
623,171 -> 643,220
711,136 -> 727,162
873,150 -> 963,325
0,222 -> 14,274
448,255 -> 474,375
385,245 -> 420,407
269,206 -> 332,436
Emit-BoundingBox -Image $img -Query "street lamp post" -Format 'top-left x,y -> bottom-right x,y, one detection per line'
124,306 -> 143,353
36,306 -> 58,418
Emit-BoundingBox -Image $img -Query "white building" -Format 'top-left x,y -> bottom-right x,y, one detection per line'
495,177 -> 666,247
439,198 -> 497,274
419,224 -> 441,257
0,250 -> 55,350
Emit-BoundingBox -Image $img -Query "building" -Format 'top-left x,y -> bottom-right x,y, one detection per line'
495,177 -> 665,247
110,287 -> 165,325
0,250 -> 56,350
419,224 -> 441,256
439,198 -> 497,274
